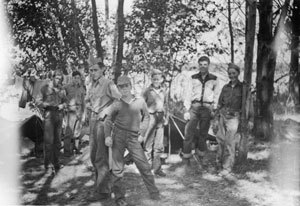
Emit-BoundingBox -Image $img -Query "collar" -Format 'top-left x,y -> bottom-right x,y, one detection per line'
149,84 -> 164,92
192,72 -> 216,82
121,95 -> 139,104
92,75 -> 105,86
227,80 -> 242,88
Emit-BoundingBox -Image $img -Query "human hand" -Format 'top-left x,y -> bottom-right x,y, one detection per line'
248,121 -> 254,130
58,104 -> 65,110
105,136 -> 113,147
138,135 -> 144,143
163,116 -> 169,126
184,112 -> 190,121
85,102 -> 92,110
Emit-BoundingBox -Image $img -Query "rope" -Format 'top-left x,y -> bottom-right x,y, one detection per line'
170,116 -> 185,140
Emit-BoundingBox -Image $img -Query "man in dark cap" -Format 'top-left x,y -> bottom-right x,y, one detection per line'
85,55 -> 121,200
216,63 -> 253,178
104,75 -> 160,206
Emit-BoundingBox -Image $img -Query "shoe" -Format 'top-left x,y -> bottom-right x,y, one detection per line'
116,199 -> 128,206
154,170 -> 166,177
54,164 -> 64,174
98,193 -> 111,200
149,193 -> 161,200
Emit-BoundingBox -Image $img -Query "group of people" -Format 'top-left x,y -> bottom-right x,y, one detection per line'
32,54 -> 253,206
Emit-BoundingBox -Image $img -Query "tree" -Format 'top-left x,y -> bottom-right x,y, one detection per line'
227,0 -> 234,63
237,0 -> 257,163
6,0 -> 93,72
289,0 -> 300,110
91,0 -> 104,59
114,0 -> 125,83
255,0 -> 290,140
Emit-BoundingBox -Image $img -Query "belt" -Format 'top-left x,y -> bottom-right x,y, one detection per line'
149,111 -> 164,115
191,100 -> 213,106
114,124 -> 139,135
44,105 -> 59,111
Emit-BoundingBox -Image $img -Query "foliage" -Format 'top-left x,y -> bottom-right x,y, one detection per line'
5,0 -> 104,74
124,0 -> 224,76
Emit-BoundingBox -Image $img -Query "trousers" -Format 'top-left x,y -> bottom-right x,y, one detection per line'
216,112 -> 240,171
183,104 -> 211,158
89,119 -> 110,193
43,111 -> 63,169
144,113 -> 164,172
111,126 -> 159,201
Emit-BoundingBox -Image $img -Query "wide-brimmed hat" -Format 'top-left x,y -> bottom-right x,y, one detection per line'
87,54 -> 103,68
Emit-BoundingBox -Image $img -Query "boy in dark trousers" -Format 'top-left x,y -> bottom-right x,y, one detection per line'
104,75 -> 160,206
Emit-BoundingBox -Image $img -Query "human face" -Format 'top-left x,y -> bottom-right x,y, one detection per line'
53,75 -> 63,87
152,74 -> 163,88
73,75 -> 81,85
89,64 -> 104,81
228,68 -> 239,82
118,83 -> 132,97
198,60 -> 209,74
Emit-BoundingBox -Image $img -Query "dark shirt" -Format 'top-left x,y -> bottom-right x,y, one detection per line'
104,96 -> 150,137
218,80 -> 243,113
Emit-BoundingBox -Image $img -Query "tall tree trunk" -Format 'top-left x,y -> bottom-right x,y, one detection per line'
228,0 -> 234,63
237,0 -> 256,163
255,0 -> 276,140
91,0 -> 104,58
105,0 -> 109,22
255,0 -> 289,140
114,0 -> 125,83
290,0 -> 300,110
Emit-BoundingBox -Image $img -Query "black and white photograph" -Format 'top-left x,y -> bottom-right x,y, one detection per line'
0,0 -> 299,205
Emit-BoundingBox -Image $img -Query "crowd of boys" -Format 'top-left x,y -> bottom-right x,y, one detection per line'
30,54 -> 253,206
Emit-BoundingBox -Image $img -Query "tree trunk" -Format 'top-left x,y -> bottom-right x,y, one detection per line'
91,0 -> 104,58
105,0 -> 109,22
255,0 -> 276,140
289,0 -> 300,110
237,0 -> 256,164
114,0 -> 125,83
228,0 -> 234,63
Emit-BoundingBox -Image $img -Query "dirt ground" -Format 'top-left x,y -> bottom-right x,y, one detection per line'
20,133 -> 300,206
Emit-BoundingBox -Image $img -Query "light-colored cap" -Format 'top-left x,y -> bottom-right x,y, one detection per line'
117,75 -> 131,85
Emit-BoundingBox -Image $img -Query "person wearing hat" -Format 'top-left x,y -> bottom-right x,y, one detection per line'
84,55 -> 121,200
182,56 -> 220,170
104,75 -> 160,206
142,69 -> 168,177
215,63 -> 253,178
36,70 -> 67,174
63,71 -> 86,156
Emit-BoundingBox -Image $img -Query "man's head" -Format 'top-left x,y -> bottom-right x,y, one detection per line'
117,75 -> 132,97
53,70 -> 63,87
197,56 -> 210,75
227,63 -> 240,82
151,69 -> 164,88
88,55 -> 105,81
72,70 -> 82,85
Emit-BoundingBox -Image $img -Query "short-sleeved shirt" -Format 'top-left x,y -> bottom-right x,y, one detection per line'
85,76 -> 121,119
